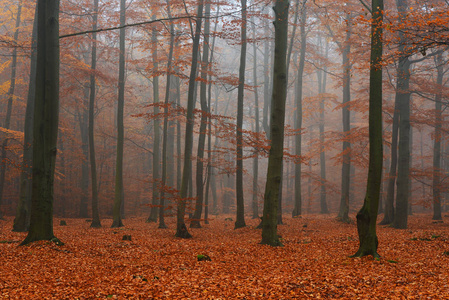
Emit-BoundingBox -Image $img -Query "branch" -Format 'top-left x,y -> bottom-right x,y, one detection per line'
60,12 -> 236,39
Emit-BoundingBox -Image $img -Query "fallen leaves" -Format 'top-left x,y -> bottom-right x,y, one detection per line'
1,214 -> 449,298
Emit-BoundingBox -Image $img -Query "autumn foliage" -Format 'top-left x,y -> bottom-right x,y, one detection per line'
2,214 -> 449,298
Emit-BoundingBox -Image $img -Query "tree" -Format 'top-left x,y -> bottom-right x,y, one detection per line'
292,0 -> 307,217
337,10 -> 352,223
351,0 -> 383,258
191,0 -> 211,228
176,0 -> 204,238
393,0 -> 411,230
21,0 -> 62,245
261,0 -> 289,247
89,0 -> 101,228
235,0 -> 247,229
112,0 -> 126,228
0,0 -> 22,220
147,15 -> 160,224
13,6 -> 37,232
432,52 -> 444,221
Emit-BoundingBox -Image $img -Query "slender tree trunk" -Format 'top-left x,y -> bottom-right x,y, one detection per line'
263,14 -> 271,138
351,0 -> 383,258
148,17 -> 161,223
379,97 -> 399,225
78,87 -> 89,218
21,0 -> 62,245
317,37 -> 329,214
393,0 -> 411,230
204,4 -> 219,223
191,1 -> 211,228
292,0 -> 307,217
261,0 -> 289,247
0,0 -> 22,219
337,12 -> 351,223
176,0 -> 204,238
235,0 -> 248,229
432,52 -> 443,221
14,6 -> 37,232
112,0 -> 126,228
251,16 -> 260,220
89,0 -> 101,228
159,2 -> 176,229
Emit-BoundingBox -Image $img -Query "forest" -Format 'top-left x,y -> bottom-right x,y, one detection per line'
1,0 -> 449,298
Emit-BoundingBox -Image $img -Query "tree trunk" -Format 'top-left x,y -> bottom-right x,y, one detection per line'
176,0 -> 204,238
148,19 -> 160,223
14,6 -> 37,232
379,97 -> 399,225
393,0 -> 411,230
21,0 -> 62,245
432,52 -> 443,221
235,0 -> 248,229
89,0 -> 101,228
337,12 -> 351,223
251,16 -> 260,220
191,1 -> 211,228
351,0 -> 383,259
261,0 -> 289,247
0,0 -> 22,220
78,86 -> 89,218
158,2 -> 176,229
292,0 -> 306,217
317,37 -> 329,214
112,0 -> 126,228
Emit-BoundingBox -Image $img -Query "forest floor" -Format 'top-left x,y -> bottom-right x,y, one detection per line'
1,213 -> 449,299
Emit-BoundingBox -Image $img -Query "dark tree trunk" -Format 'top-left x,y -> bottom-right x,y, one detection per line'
89,0 -> 101,228
112,0 -> 126,228
251,16 -> 260,220
432,52 -> 443,221
235,0 -> 248,229
393,0 -> 411,230
191,1 -> 211,228
0,0 -> 22,220
292,0 -> 307,217
148,19 -> 160,223
158,1 -> 176,229
351,0 -> 383,259
21,0 -> 62,245
176,0 -> 204,238
261,0 -> 289,247
337,12 -> 351,223
379,97 -> 399,225
14,7 -> 37,232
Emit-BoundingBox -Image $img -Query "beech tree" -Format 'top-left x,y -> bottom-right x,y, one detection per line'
351,0 -> 383,259
21,0 -> 62,245
112,0 -> 126,228
261,0 -> 289,247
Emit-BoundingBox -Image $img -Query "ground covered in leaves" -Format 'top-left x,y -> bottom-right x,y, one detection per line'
1,214 -> 449,299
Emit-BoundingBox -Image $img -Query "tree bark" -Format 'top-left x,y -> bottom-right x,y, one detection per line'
393,0 -> 411,230
292,0 -> 307,217
14,6 -> 37,232
351,0 -> 383,259
89,0 -> 101,228
112,0 -> 126,228
147,16 -> 160,224
191,1 -> 211,228
0,0 -> 22,220
261,0 -> 289,247
432,52 -> 443,221
337,12 -> 351,223
21,0 -> 62,245
235,0 -> 248,229
251,16 -> 260,220
176,0 -> 204,238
